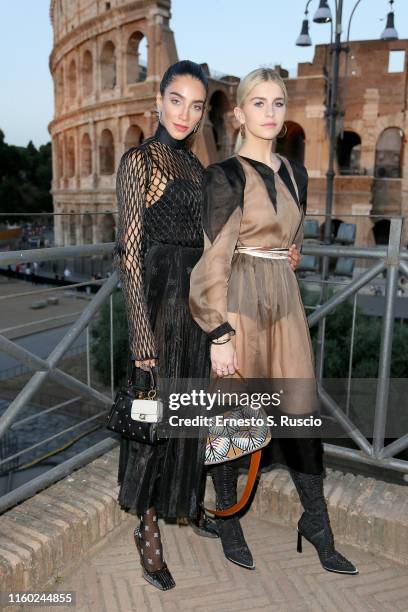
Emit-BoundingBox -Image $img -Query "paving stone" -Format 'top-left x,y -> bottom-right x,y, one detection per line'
0,446 -> 407,612
46,514 -> 408,612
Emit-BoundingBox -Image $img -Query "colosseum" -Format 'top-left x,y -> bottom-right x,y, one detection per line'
48,0 -> 239,246
49,0 -> 408,250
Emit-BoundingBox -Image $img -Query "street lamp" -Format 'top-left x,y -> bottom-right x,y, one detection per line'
296,18 -> 312,47
295,0 -> 399,379
313,0 -> 332,23
381,0 -> 398,40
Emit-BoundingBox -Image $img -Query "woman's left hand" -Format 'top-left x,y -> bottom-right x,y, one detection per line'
288,243 -> 302,271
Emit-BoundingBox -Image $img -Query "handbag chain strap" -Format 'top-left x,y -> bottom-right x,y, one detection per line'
126,357 -> 157,394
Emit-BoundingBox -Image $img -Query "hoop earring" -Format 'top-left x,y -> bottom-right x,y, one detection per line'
240,124 -> 246,138
277,123 -> 287,139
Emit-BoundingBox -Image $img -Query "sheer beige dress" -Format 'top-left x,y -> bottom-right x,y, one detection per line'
189,153 -> 323,472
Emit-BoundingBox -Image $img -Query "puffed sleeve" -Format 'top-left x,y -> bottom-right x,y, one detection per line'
189,160 -> 244,340
114,147 -> 158,361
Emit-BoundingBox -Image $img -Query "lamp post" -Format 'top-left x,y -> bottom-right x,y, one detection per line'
295,0 -> 399,379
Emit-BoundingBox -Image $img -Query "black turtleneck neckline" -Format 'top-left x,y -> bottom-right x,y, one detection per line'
153,122 -> 190,150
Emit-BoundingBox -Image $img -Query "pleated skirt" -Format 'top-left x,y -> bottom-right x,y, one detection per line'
117,243 -> 210,519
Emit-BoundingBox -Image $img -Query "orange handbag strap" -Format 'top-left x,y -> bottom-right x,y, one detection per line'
204,449 -> 262,517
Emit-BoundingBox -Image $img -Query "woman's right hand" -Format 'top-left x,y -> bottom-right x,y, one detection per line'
135,359 -> 156,370
210,340 -> 238,376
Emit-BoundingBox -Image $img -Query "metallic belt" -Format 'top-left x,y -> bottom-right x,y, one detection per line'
235,246 -> 289,260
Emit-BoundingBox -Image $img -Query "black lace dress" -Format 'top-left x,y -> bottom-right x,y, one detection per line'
113,123 -> 209,520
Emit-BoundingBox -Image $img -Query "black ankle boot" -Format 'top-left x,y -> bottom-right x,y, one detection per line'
210,462 -> 255,570
290,469 -> 358,575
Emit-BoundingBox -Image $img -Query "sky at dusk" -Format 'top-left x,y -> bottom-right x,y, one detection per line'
1,0 -> 407,147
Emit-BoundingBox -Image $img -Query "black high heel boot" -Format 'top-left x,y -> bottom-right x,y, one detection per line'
210,463 -> 255,570
134,508 -> 176,590
290,469 -> 358,575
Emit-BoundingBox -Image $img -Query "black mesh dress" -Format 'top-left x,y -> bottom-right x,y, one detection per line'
114,122 -> 210,520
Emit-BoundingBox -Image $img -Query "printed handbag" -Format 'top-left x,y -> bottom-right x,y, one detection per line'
204,370 -> 271,517
205,403 -> 271,465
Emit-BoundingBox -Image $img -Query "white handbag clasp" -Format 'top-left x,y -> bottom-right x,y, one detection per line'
131,397 -> 163,423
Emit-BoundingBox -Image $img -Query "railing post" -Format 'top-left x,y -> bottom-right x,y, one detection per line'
86,326 -> 91,387
372,218 -> 402,457
346,292 -> 358,417
110,293 -> 114,400
315,315 -> 326,382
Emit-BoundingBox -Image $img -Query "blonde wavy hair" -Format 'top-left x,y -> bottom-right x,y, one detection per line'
234,68 -> 288,152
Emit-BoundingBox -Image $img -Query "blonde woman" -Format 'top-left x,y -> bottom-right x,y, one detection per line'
190,68 -> 358,575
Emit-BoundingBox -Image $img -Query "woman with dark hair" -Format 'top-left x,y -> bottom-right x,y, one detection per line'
114,60 -> 212,591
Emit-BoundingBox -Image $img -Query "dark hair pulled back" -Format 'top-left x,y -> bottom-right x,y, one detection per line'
160,60 -> 209,98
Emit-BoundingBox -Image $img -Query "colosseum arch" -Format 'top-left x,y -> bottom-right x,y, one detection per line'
56,139 -> 63,180
60,209 -> 68,245
375,127 -> 403,178
126,32 -> 148,84
81,133 -> 92,176
373,219 -> 390,245
337,131 -> 361,175
69,210 -> 76,245
275,121 -> 305,164
101,41 -> 116,89
100,213 -> 116,242
209,90 -> 231,157
66,136 -> 75,178
99,129 -> 115,174
82,50 -> 93,96
320,218 -> 345,243
68,59 -> 77,101
124,125 -> 144,150
56,66 -> 64,112
82,213 -> 93,244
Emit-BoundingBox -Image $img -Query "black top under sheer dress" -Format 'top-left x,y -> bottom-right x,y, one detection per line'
114,122 -> 205,361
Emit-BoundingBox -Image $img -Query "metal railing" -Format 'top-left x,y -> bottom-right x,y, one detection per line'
0,344 -> 86,381
303,217 -> 408,476
0,217 -> 407,512
0,243 -> 118,512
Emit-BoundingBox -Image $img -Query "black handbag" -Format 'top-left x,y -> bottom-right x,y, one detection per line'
106,363 -> 165,445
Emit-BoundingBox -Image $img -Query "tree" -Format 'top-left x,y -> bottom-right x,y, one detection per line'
0,130 -> 52,221
299,282 -> 407,378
